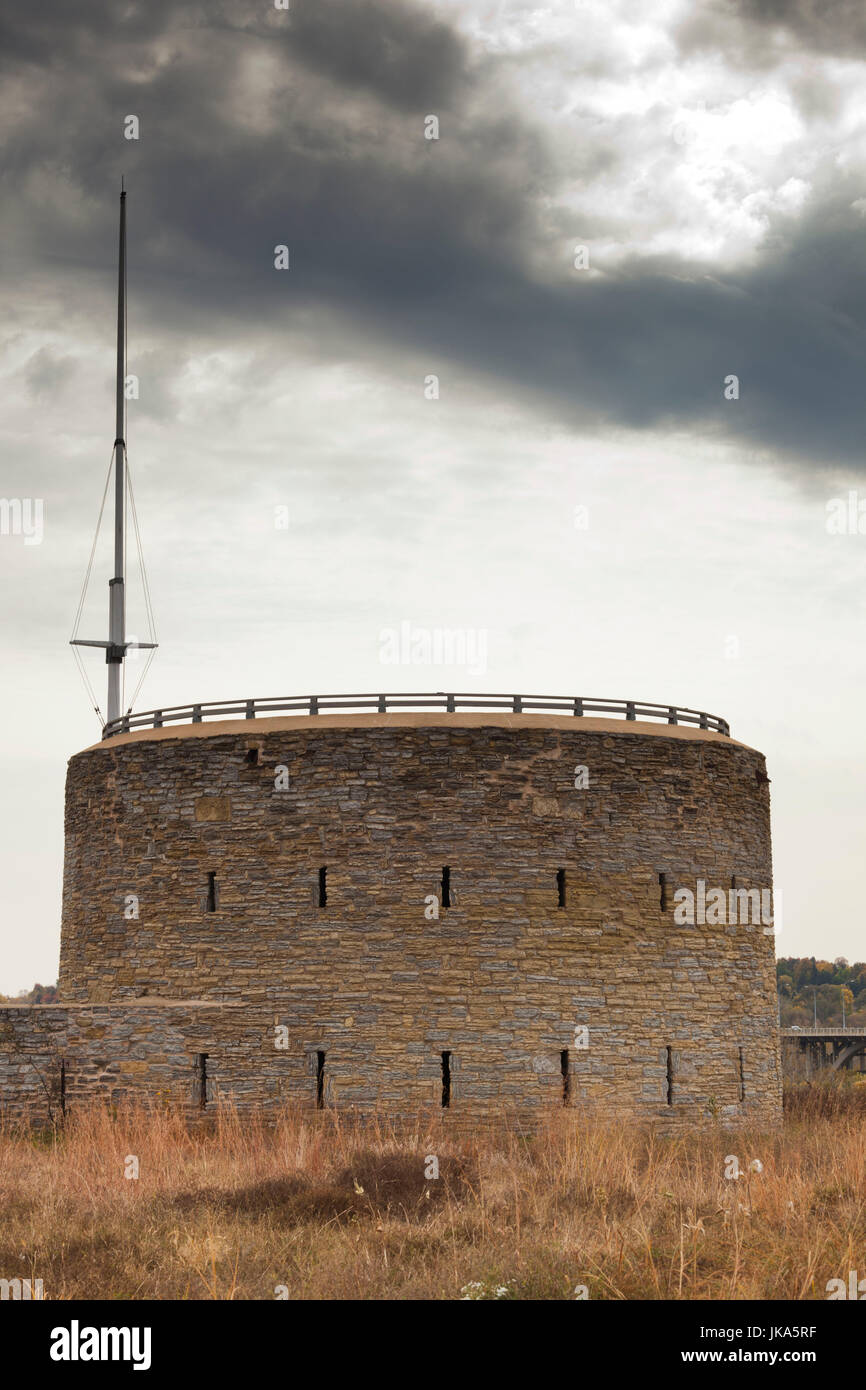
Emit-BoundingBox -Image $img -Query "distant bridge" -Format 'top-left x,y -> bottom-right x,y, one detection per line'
780,1028 -> 866,1073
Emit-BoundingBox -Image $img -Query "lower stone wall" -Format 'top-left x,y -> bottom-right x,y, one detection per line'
0,1003 -> 252,1121
0,1000 -> 782,1127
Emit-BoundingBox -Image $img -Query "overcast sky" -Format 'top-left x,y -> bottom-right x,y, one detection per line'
1,0 -> 864,992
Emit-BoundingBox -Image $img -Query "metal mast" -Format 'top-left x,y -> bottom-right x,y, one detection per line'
107,185 -> 128,727
71,185 -> 156,727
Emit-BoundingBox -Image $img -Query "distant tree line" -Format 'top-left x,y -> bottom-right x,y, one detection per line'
777,957 -> 866,1028
0,981 -> 58,1004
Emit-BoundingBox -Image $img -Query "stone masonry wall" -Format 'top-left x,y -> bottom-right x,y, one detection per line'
0,1003 -> 263,1122
39,716 -> 783,1124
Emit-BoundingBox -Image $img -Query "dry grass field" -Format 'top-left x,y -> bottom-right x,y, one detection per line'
1,1079 -> 864,1301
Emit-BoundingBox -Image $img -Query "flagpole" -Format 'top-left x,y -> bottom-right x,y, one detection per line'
69,184 -> 157,730
107,184 -> 126,725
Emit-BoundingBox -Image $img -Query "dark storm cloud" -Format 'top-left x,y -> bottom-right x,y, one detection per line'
739,0 -> 866,54
1,0 -> 864,471
676,0 -> 866,62
0,0 -> 468,108
266,0 -> 469,107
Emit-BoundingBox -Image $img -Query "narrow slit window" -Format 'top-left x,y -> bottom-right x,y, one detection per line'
245,747 -> 259,766
318,866 -> 327,909
556,868 -> 566,909
560,1048 -> 571,1105
738,1046 -> 745,1101
666,1046 -> 674,1106
195,1053 -> 208,1110
316,1050 -> 325,1109
206,872 -> 217,913
59,1058 -> 67,1118
659,872 -> 669,911
441,1051 -> 451,1108
441,866 -> 451,910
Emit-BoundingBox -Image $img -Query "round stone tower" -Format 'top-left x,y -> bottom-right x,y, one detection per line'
57,707 -> 782,1122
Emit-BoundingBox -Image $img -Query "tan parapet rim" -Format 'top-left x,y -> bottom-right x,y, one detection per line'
81,710 -> 759,755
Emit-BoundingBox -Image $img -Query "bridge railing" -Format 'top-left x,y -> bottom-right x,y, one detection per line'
781,1027 -> 866,1037
102,693 -> 731,740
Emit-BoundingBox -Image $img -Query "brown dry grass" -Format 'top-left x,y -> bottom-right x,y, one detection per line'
0,1080 -> 864,1300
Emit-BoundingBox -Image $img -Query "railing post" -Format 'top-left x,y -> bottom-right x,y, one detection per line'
192,704 -> 202,723
667,706 -> 677,724
699,712 -> 708,730
154,710 -> 163,728
573,697 -> 583,716
378,694 -> 386,713
309,696 -> 318,715
513,695 -> 522,713
626,701 -> 636,721
446,693 -> 455,712
245,700 -> 254,719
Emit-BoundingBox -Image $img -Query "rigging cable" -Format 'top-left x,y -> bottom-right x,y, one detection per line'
69,449 -> 116,727
125,456 -> 158,712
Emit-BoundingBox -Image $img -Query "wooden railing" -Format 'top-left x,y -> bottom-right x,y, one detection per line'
102,693 -> 731,739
